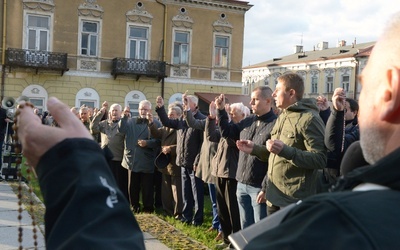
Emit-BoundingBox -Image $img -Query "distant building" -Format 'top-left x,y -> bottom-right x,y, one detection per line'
242,40 -> 374,101
0,0 -> 252,115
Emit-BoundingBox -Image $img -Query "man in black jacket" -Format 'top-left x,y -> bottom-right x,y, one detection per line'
235,11 -> 400,249
215,86 -> 277,229
155,94 -> 206,226
323,88 -> 360,184
15,97 -> 145,249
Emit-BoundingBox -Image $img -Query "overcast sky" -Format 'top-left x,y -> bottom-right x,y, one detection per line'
242,0 -> 399,67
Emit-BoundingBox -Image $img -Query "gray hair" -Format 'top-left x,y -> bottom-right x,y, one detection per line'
168,102 -> 183,116
109,103 -> 122,112
139,100 -> 152,109
186,95 -> 198,105
229,102 -> 246,116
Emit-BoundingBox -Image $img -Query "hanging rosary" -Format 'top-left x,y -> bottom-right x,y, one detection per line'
12,102 -> 39,250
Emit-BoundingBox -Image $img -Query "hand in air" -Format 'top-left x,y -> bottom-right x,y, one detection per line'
16,97 -> 93,168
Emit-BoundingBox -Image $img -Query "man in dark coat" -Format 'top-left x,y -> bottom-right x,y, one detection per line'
155,94 -> 206,226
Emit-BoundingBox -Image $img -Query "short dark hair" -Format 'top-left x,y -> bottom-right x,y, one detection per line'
252,86 -> 273,99
277,73 -> 304,100
346,98 -> 359,113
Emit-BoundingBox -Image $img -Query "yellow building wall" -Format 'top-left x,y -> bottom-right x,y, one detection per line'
2,0 -> 250,110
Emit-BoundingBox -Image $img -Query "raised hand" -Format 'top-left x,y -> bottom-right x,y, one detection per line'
316,95 -> 330,111
16,97 -> 93,168
215,94 -> 225,110
156,96 -> 164,108
147,112 -> 154,123
332,88 -> 346,111
209,101 -> 217,119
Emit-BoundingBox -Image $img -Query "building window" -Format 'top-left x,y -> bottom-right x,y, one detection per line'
311,76 -> 318,93
80,100 -> 95,108
27,15 -> 50,51
29,98 -> 45,113
128,102 -> 140,117
125,91 -> 145,117
342,75 -> 350,92
128,26 -> 148,59
76,88 -> 99,109
264,78 -> 269,86
80,21 -> 99,56
326,76 -> 333,93
173,31 -> 189,65
214,36 -> 229,67
243,81 -> 249,95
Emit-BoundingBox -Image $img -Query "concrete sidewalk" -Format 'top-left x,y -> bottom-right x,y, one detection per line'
0,181 -> 170,249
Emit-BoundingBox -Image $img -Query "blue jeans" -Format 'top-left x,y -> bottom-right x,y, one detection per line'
208,183 -> 221,231
181,167 -> 204,224
236,182 -> 267,229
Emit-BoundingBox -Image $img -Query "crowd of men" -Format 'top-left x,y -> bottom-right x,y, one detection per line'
4,11 -> 400,249
1,74 -> 361,249
1,74 -> 360,246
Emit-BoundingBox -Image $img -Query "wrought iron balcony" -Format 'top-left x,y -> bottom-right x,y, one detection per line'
111,58 -> 167,81
5,48 -> 69,75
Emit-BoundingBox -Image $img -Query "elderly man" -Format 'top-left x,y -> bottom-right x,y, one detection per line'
147,102 -> 184,220
91,102 -> 128,200
119,100 -> 161,213
234,11 -> 400,249
155,94 -> 206,226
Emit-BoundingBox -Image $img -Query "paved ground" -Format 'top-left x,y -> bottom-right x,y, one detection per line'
0,181 -> 170,249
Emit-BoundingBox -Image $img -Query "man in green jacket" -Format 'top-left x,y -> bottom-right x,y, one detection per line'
238,73 -> 327,215
266,73 -> 327,214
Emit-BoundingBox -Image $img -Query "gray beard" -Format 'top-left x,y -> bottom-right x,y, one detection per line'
360,125 -> 385,165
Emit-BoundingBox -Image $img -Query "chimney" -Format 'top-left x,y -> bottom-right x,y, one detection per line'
352,37 -> 357,48
338,40 -> 346,47
317,42 -> 328,50
294,45 -> 303,54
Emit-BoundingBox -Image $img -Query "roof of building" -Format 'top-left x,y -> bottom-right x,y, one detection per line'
217,0 -> 252,6
182,0 -> 253,10
243,41 -> 375,69
355,45 -> 374,57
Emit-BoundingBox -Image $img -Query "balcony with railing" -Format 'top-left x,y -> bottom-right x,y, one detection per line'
111,58 -> 166,81
5,48 -> 69,75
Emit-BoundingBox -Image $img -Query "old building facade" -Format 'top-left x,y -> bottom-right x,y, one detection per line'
0,0 -> 251,115
242,40 -> 374,101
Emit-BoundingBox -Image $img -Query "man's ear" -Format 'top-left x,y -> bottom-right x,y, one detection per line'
380,67 -> 400,122
289,89 -> 296,99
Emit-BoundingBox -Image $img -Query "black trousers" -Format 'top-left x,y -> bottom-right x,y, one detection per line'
114,162 -> 129,202
129,171 -> 154,213
216,177 -> 241,244
153,169 -> 163,208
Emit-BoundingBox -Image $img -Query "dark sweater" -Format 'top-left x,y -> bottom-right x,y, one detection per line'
218,108 -> 276,187
37,139 -> 145,249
